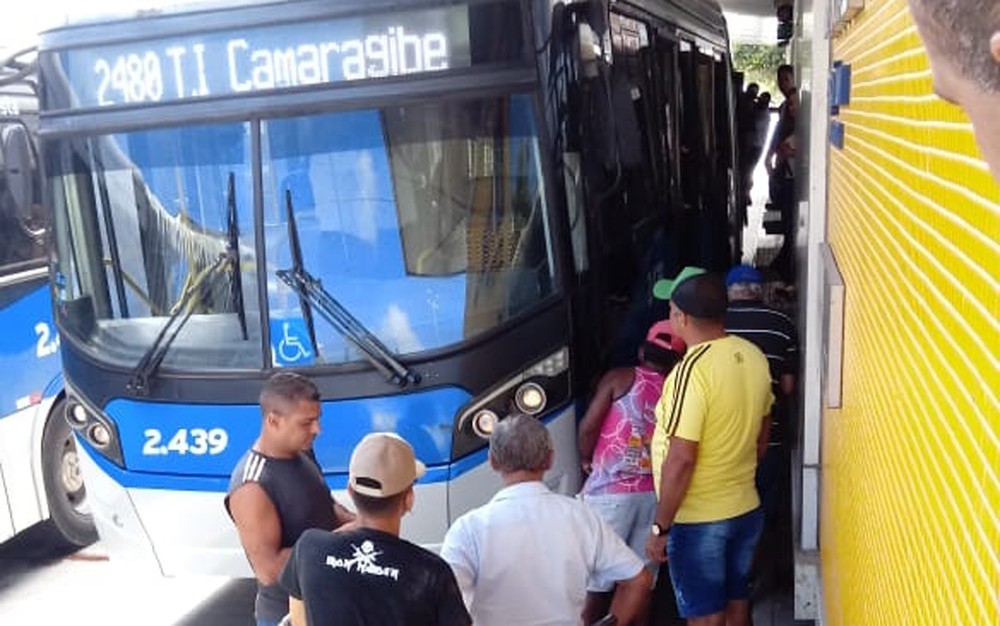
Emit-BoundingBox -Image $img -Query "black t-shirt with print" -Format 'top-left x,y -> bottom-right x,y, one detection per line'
280,527 -> 470,626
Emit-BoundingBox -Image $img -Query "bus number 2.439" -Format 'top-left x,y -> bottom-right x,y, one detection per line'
142,428 -> 228,456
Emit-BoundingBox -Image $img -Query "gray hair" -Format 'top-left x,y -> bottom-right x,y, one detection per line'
728,282 -> 763,301
910,0 -> 1000,93
489,415 -> 552,473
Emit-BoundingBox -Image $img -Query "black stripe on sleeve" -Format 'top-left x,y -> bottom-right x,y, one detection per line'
666,344 -> 712,436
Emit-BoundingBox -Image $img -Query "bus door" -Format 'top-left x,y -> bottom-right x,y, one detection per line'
675,39 -> 735,272
573,11 -> 676,378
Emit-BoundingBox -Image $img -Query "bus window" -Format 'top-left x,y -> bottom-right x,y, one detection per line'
261,94 -> 555,364
714,55 -> 733,173
655,36 -> 680,209
696,50 -> 716,182
607,13 -> 664,247
387,96 -> 554,336
47,123 -> 262,370
677,40 -> 702,213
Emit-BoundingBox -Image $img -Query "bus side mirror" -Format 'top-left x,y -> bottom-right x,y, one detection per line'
2,124 -> 45,239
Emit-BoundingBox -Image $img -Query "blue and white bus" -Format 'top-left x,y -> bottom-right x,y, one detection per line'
0,50 -> 95,548
37,0 -> 738,574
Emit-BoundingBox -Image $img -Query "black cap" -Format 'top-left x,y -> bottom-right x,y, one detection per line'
671,273 -> 728,320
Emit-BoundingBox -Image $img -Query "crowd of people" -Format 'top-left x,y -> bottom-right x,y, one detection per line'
736,64 -> 799,284
736,82 -> 773,206
224,260 -> 797,626
218,1 -> 1000,622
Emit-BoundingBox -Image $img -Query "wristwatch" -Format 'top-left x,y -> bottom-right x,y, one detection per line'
650,522 -> 668,537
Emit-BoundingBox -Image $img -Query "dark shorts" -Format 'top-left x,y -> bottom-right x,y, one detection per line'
666,507 -> 764,618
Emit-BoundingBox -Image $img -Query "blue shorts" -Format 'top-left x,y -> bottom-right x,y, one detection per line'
666,507 -> 764,618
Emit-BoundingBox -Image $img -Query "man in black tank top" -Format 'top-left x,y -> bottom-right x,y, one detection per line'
225,372 -> 355,626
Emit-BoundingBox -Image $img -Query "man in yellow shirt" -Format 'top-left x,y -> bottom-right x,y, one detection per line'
644,269 -> 773,626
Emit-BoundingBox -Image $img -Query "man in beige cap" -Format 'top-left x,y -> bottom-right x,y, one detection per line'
279,433 -> 470,626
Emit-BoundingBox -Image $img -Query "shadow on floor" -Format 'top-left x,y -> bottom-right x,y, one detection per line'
0,522 -> 87,600
173,578 -> 256,626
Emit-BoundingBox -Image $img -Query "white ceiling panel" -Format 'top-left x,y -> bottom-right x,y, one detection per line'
719,0 -> 776,18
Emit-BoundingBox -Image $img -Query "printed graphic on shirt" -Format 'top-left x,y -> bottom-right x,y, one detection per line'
582,367 -> 664,496
326,540 -> 401,581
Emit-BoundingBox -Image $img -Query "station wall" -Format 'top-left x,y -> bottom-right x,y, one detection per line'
822,0 -> 999,623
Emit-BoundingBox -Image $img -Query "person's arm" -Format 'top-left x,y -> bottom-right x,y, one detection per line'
439,519 -> 476,608
578,371 -> 628,472
587,507 -> 650,624
279,534 -> 306,626
765,111 -> 786,175
757,414 -> 772,461
288,597 -> 307,626
645,362 -> 708,563
782,323 -> 799,397
780,373 -> 795,396
228,482 -> 290,585
645,437 -> 698,563
609,568 -> 654,626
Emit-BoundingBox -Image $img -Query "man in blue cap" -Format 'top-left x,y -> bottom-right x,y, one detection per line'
645,268 -> 773,626
724,265 -> 798,404
724,264 -> 799,594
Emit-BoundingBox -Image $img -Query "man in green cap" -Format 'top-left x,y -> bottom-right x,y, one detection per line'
644,269 -> 773,626
650,266 -> 707,301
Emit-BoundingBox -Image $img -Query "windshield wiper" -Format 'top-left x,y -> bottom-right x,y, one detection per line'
282,188 -> 321,363
227,173 -> 249,341
126,252 -> 234,395
126,172 -> 247,395
276,190 -> 420,387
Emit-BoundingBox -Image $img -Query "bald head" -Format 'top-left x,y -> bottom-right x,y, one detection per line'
908,0 -> 1000,93
908,0 -> 1000,181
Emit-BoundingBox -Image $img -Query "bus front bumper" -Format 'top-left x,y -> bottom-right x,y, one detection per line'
73,405 -> 579,577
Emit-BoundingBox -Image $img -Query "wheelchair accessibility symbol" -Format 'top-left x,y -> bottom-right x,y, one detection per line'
270,319 -> 315,366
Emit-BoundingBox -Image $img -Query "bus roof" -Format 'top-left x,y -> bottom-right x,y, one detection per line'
40,0 -> 278,31
38,0 -> 490,50
39,0 -> 729,51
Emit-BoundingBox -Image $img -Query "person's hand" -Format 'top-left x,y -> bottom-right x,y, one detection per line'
581,459 -> 593,475
645,533 -> 668,564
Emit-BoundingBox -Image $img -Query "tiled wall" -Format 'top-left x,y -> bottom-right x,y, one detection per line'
824,0 -> 999,623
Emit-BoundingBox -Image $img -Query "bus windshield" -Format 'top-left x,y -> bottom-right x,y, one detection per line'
48,93 -> 555,371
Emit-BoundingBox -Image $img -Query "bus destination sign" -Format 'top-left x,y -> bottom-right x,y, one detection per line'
57,6 -> 471,109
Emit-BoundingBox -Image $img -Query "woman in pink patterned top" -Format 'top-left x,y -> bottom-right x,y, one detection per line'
578,321 -> 685,625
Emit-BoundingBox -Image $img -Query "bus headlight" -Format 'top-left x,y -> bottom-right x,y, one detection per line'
453,347 -> 570,457
89,423 -> 111,447
471,409 -> 499,438
68,402 -> 89,426
514,382 -> 546,415
64,389 -> 125,467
